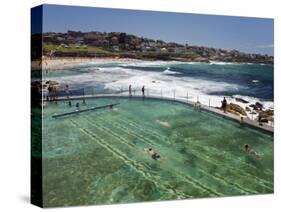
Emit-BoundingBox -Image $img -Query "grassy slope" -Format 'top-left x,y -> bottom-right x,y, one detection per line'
43,43 -> 112,54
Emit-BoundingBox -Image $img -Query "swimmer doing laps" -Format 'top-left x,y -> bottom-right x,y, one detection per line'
244,144 -> 262,160
147,148 -> 161,160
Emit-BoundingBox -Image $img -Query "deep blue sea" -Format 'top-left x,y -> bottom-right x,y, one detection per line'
122,62 -> 273,101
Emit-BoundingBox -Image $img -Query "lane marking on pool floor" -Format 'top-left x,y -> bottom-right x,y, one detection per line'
82,117 -> 159,173
82,116 -> 226,196
70,119 -> 225,197
83,117 -> 135,149
69,119 -> 194,199
79,117 -> 232,195
88,110 -> 169,144
104,114 -> 170,144
89,115 -> 159,148
83,116 -> 155,149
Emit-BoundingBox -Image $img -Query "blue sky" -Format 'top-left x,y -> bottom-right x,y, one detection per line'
41,4 -> 274,55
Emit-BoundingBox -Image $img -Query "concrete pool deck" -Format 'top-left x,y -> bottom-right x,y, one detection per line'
44,93 -> 274,134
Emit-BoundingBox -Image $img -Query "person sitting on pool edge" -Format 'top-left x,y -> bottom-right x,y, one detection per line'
148,148 -> 161,160
193,101 -> 201,111
240,116 -> 244,125
244,144 -> 261,160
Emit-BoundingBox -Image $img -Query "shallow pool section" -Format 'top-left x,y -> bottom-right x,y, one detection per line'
42,98 -> 273,207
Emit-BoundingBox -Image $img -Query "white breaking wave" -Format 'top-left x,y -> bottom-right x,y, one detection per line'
209,61 -> 237,65
120,60 -> 194,68
163,67 -> 180,75
209,61 -> 257,66
102,66 -> 245,108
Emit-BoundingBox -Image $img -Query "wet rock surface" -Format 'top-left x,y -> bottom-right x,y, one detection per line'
226,103 -> 247,116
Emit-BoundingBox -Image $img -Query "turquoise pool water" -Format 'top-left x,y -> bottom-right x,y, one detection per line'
42,98 -> 273,207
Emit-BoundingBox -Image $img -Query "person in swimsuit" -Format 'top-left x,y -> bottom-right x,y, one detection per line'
244,144 -> 261,160
148,148 -> 161,160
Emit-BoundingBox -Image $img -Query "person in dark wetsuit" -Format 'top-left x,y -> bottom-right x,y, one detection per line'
129,84 -> 132,96
221,97 -> 227,113
141,86 -> 145,96
65,84 -> 70,99
258,112 -> 263,126
76,102 -> 80,109
148,148 -> 161,160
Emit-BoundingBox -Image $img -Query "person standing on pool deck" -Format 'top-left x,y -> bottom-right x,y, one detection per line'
142,85 -> 145,96
129,84 -> 132,96
65,84 -> 70,99
221,97 -> 227,113
258,112 -> 263,126
76,102 -> 80,110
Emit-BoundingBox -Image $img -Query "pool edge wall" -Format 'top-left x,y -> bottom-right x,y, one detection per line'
31,4 -> 44,208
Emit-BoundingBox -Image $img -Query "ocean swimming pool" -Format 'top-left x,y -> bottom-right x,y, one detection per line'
41,97 -> 273,207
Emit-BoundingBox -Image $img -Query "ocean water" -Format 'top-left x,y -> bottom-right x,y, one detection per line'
43,61 -> 274,110
123,62 -> 273,100
42,98 -> 273,207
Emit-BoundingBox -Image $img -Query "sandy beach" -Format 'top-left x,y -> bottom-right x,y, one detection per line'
32,57 -> 143,70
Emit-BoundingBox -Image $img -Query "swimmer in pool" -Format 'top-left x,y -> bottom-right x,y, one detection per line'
148,148 -> 161,160
244,144 -> 261,160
